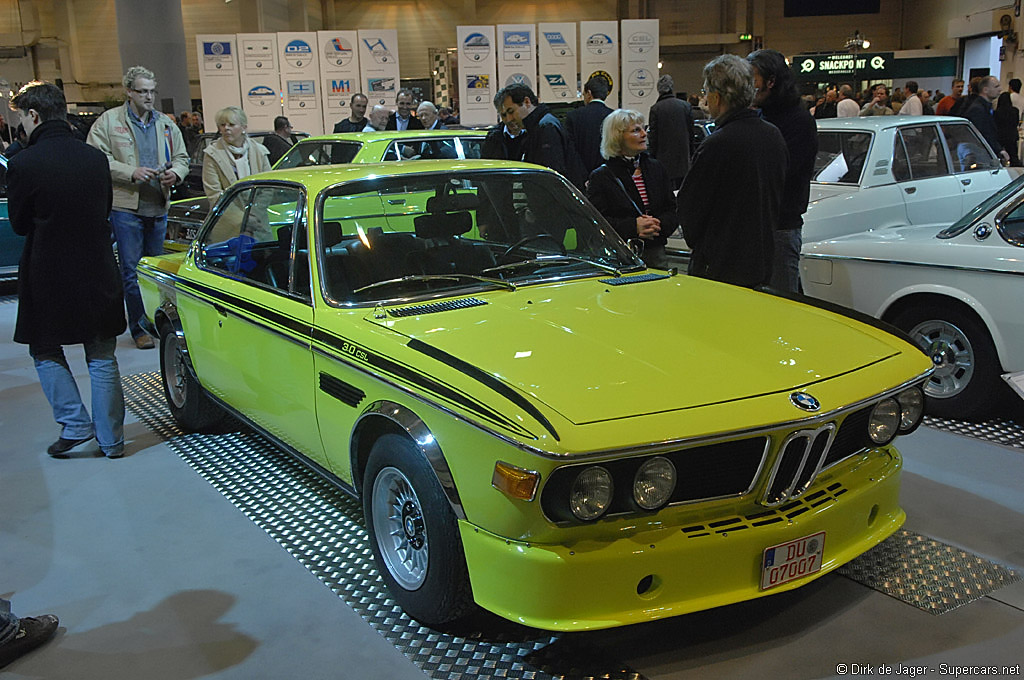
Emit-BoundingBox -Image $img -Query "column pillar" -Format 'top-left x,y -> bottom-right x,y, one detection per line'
114,0 -> 191,116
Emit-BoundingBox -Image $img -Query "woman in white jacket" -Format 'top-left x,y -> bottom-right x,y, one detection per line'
202,105 -> 271,206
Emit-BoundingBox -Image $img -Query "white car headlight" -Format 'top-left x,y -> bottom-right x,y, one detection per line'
896,386 -> 925,432
570,466 -> 614,521
633,457 -> 677,510
868,398 -> 901,445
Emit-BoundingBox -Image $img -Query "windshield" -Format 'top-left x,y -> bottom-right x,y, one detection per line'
317,169 -> 643,304
938,173 -> 1024,239
277,140 -> 362,168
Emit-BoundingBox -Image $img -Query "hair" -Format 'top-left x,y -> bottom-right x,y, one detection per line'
952,78 -> 965,87
656,74 -> 674,95
495,83 -> 537,109
10,81 -> 67,122
350,92 -> 368,105
438,106 -> 452,116
179,111 -> 191,123
905,80 -> 918,94
122,65 -> 156,89
396,88 -> 414,101
998,91 -> 1013,109
273,116 -> 290,131
872,83 -> 889,94
585,74 -> 611,100
746,48 -> 799,109
968,76 -> 983,95
600,109 -> 646,159
215,105 -> 247,127
1011,78 -> 1022,93
838,84 -> 854,99
417,101 -> 437,115
703,54 -> 756,112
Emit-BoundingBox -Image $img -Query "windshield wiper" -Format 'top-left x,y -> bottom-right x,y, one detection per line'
352,273 -> 516,295
483,254 -> 627,277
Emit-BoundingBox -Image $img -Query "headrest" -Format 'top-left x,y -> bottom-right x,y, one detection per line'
322,221 -> 343,248
426,193 -> 479,213
414,211 -> 473,239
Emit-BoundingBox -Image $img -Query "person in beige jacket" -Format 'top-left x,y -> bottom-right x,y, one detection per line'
87,65 -> 189,349
202,106 -> 272,207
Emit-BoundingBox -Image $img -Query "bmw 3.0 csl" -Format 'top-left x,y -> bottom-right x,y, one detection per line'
140,160 -> 932,631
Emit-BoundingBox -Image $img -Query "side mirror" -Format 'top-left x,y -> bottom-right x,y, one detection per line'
626,237 -> 645,258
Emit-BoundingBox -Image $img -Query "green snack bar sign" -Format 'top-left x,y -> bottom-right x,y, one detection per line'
793,52 -> 893,80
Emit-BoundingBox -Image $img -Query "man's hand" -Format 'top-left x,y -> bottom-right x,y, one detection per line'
636,214 -> 661,240
159,168 -> 180,187
132,166 -> 160,183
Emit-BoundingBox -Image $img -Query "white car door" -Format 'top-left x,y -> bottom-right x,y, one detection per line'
892,123 -> 964,225
940,121 -> 1012,211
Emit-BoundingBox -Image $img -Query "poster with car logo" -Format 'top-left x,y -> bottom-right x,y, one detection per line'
318,31 -> 361,133
538,23 -> 579,102
497,25 -> 537,104
457,26 -> 497,127
358,29 -> 400,107
238,33 -> 282,132
620,19 -> 659,118
278,32 -> 323,135
579,21 -> 619,107
196,35 -> 241,133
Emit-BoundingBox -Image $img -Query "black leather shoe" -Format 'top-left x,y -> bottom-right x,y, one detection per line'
47,435 -> 94,457
0,614 -> 59,669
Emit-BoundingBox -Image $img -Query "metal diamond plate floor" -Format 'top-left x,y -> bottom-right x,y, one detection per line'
122,372 -> 1021,679
924,415 -> 1024,449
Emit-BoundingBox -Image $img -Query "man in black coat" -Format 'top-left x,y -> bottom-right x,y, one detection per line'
677,55 -> 787,288
495,83 -> 586,188
385,89 -> 424,131
747,49 -> 818,293
7,81 -> 127,458
261,116 -> 296,166
564,75 -> 613,175
648,74 -> 694,189
965,75 -> 1011,165
333,93 -> 369,133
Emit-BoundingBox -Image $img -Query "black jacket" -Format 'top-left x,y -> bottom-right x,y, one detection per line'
521,103 -> 586,188
333,117 -> 367,133
965,97 -> 1002,155
8,120 -> 126,345
677,108 -> 787,288
587,154 -> 678,247
261,133 -> 293,166
648,93 -> 693,184
385,114 -> 424,131
482,125 -> 526,161
564,100 -> 613,174
760,100 -> 817,231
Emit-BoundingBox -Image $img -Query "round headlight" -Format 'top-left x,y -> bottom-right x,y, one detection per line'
868,398 -> 901,445
896,386 -> 925,432
633,457 -> 677,510
570,466 -> 614,521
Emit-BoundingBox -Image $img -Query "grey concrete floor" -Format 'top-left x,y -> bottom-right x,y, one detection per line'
1,284 -> 1022,679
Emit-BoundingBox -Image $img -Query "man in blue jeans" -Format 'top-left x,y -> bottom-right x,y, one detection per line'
87,65 -> 189,349
0,599 -> 58,669
8,81 -> 128,458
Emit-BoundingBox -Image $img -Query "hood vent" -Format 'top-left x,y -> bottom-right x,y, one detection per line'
600,273 -> 671,286
387,297 -> 487,318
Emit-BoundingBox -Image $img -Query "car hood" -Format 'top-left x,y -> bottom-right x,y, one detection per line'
371,276 -> 905,425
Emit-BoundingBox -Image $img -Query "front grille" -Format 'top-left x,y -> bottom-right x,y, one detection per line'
762,424 -> 836,506
824,405 -> 873,467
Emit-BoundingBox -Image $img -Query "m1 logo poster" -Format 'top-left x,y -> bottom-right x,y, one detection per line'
579,21 -> 619,108
620,19 -> 659,118
358,29 -> 400,107
497,24 -> 537,99
196,34 -> 241,132
457,26 -> 497,127
238,33 -> 281,132
318,30 -> 361,132
538,23 -> 579,103
278,32 -> 323,135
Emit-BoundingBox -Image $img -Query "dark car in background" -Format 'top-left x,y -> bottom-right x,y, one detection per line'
0,155 -> 23,281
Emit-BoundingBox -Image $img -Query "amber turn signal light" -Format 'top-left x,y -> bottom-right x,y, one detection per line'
491,461 -> 540,501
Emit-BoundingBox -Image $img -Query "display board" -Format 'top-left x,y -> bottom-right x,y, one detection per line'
620,19 -> 659,118
579,21 -> 619,108
358,29 -> 400,106
457,25 -> 498,127
538,23 -> 580,103
278,31 -> 323,135
196,34 -> 242,132
237,33 -> 282,132
318,30 -> 361,132
497,24 -> 538,95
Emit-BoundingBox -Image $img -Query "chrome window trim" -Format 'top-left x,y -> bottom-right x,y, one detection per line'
801,251 -> 1024,276
992,191 -> 1024,248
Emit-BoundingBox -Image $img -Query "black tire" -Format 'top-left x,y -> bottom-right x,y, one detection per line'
891,304 -> 1002,420
159,325 -> 228,432
363,434 -> 474,627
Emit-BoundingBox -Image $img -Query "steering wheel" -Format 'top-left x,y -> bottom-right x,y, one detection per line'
500,233 -> 567,259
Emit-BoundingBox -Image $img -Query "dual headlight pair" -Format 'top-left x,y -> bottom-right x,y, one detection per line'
867,385 -> 925,445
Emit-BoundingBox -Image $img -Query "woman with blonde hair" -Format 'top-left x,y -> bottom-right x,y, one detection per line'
586,108 -> 677,268
202,105 -> 271,205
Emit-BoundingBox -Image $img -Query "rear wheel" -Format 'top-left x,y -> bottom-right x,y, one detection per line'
891,304 -> 1002,420
363,434 -> 474,627
159,325 -> 228,431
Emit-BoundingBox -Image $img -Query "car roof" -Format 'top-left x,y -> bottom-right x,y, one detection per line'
295,129 -> 488,144
815,115 -> 972,132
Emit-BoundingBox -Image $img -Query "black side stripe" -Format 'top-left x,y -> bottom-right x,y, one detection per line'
407,339 -> 561,442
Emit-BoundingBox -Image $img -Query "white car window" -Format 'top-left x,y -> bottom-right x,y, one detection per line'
814,131 -> 871,184
941,123 -> 1001,172
896,125 -> 948,180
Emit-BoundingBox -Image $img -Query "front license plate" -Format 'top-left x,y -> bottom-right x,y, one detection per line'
760,531 -> 825,590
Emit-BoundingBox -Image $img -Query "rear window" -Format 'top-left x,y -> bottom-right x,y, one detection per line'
813,131 -> 872,184
276,140 -> 362,168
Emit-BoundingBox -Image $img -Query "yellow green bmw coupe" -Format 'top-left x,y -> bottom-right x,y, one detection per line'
140,160 -> 932,632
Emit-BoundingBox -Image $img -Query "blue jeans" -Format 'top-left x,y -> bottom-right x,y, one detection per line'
770,229 -> 802,294
110,210 -> 165,338
0,599 -> 17,645
30,337 -> 125,456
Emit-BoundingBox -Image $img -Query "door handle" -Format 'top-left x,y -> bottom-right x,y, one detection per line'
213,304 -> 228,317
387,199 -> 406,205
904,186 -> 916,194
961,179 -> 972,186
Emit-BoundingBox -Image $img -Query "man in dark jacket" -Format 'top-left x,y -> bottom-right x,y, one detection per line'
965,75 -> 1011,165
748,48 -> 818,293
7,81 -> 127,458
648,74 -> 694,189
495,83 -> 585,188
261,116 -> 296,166
677,55 -> 787,288
385,89 -> 424,131
564,75 -> 613,175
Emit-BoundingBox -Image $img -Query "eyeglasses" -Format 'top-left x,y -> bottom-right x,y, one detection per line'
131,88 -> 158,97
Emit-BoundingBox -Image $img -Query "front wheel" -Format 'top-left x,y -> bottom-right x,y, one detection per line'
363,434 -> 474,627
891,304 -> 1002,420
159,325 -> 228,431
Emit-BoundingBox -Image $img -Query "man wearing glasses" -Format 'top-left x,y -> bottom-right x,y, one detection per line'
87,65 -> 189,350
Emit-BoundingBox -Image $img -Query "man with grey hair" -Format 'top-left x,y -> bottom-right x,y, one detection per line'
836,84 -> 860,117
648,73 -> 694,189
87,65 -> 189,350
363,105 -> 390,132
676,54 -> 787,288
417,101 -> 443,130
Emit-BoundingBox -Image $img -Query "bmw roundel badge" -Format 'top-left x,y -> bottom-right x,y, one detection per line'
790,392 -> 821,412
